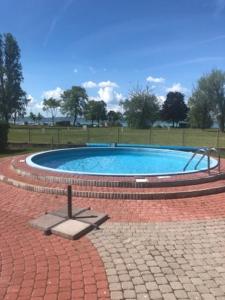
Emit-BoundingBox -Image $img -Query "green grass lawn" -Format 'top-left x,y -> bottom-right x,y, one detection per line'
7,126 -> 225,148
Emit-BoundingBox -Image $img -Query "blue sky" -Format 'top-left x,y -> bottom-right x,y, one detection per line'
0,0 -> 225,113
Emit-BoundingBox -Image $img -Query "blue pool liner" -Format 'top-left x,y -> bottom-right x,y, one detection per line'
86,143 -> 203,152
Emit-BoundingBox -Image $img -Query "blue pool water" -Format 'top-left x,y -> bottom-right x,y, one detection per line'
26,147 -> 218,176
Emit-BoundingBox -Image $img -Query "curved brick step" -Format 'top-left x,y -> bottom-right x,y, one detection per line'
2,172 -> 225,199
3,157 -> 225,194
11,155 -> 225,188
2,166 -> 225,199
2,155 -> 225,199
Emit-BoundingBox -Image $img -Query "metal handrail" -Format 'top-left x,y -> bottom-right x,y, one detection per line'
183,147 -> 220,174
208,148 -> 221,173
183,148 -> 208,171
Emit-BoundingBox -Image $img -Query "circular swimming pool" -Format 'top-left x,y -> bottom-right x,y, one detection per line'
26,147 -> 218,176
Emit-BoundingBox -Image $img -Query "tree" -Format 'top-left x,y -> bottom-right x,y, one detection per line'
11,95 -> 30,124
61,86 -> 88,126
42,97 -> 60,125
29,112 -> 37,124
188,70 -> 225,131
121,87 -> 160,128
161,92 -> 188,127
107,110 -> 123,126
84,100 -> 107,126
0,33 -> 26,123
188,90 -> 213,129
36,113 -> 43,125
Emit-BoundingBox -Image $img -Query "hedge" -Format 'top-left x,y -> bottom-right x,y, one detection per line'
0,121 -> 9,151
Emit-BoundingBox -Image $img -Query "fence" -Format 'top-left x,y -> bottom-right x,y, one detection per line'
8,126 -> 225,148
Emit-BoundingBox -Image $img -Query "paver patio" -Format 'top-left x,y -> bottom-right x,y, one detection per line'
1,177 -> 225,299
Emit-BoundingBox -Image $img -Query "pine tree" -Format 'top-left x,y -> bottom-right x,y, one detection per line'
0,33 -> 27,123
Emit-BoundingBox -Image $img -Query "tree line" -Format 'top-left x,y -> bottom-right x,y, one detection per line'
1,33 -> 225,133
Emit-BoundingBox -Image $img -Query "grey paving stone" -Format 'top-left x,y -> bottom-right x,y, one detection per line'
146,281 -> 158,291
109,282 -> 122,291
159,284 -> 172,293
202,294 -> 216,300
119,274 -> 131,282
132,277 -> 144,285
162,293 -> 177,300
135,284 -> 147,293
123,290 -> 136,298
29,213 -> 64,234
136,293 -> 150,300
149,290 -> 163,299
51,219 -> 92,240
111,291 -> 123,299
121,281 -> 134,290
170,281 -> 183,290
174,289 -> 188,298
108,275 -> 119,283
88,220 -> 225,300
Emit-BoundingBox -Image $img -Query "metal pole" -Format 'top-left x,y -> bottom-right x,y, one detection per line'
148,128 -> 152,144
67,185 -> 72,219
87,127 -> 90,143
218,152 -> 221,173
28,128 -> 31,144
182,128 -> 185,146
57,128 -> 60,144
207,151 -> 210,174
216,129 -> 220,148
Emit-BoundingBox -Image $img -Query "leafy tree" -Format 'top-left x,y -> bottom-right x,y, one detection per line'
36,112 -> 43,125
121,87 -> 160,129
188,90 -> 213,129
107,110 -> 123,126
43,97 -> 61,125
0,33 -> 26,123
161,92 -> 188,127
61,86 -> 88,126
188,69 -> 225,131
11,95 -> 30,124
84,100 -> 107,126
29,112 -> 37,124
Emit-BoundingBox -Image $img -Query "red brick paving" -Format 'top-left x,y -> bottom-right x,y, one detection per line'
0,182 -> 109,300
1,154 -> 225,299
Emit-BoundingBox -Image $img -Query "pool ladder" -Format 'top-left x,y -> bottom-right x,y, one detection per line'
183,147 -> 221,174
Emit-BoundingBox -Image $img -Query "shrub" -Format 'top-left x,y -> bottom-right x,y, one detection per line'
55,120 -> 71,127
0,121 -> 9,151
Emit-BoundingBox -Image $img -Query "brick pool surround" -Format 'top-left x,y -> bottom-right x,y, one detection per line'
2,155 -> 225,299
1,154 -> 225,200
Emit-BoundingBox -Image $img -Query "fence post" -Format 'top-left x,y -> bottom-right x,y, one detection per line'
117,127 -> 120,143
67,185 -> 72,219
57,128 -> 60,144
216,129 -> 220,148
28,128 -> 31,144
87,127 -> 90,143
148,128 -> 152,144
182,128 -> 185,146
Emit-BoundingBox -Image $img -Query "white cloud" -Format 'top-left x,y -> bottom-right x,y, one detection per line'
166,83 -> 188,93
82,81 -> 97,88
98,81 -> 119,88
82,80 -> 123,110
157,95 -> 166,105
42,87 -> 64,100
146,76 -> 165,83
26,95 -> 44,114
